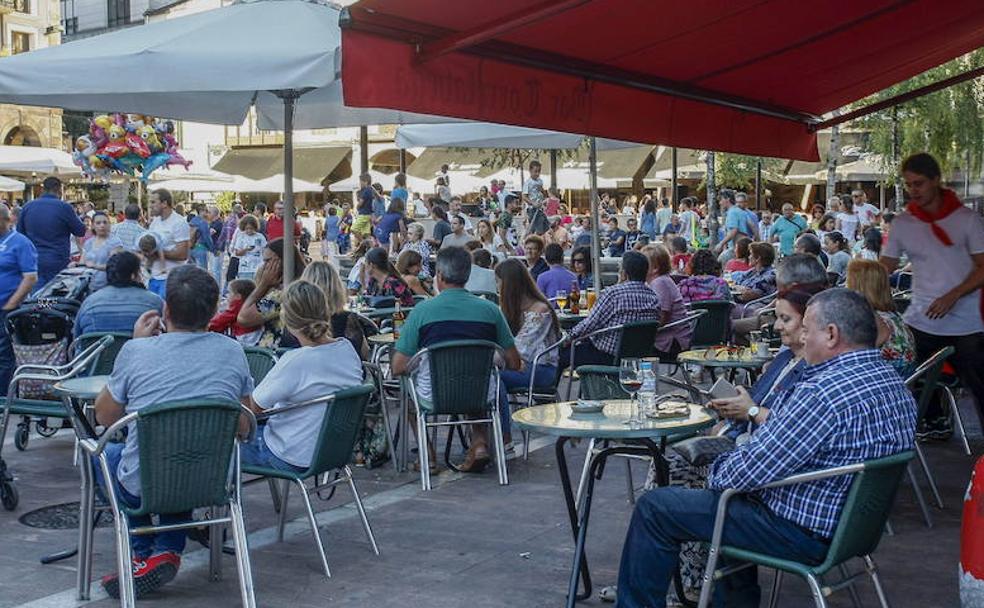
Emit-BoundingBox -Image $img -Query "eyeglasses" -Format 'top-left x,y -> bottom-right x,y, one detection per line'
572,258 -> 586,263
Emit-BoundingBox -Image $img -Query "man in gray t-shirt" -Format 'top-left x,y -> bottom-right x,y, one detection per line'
94,265 -> 252,600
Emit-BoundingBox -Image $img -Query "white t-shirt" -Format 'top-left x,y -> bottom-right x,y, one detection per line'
523,177 -> 545,206
232,231 -> 266,275
148,211 -> 191,279
253,340 -> 363,468
883,207 -> 984,336
836,212 -> 860,242
855,203 -> 880,227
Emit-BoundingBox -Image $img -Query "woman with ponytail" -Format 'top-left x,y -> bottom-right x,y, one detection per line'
363,246 -> 414,307
241,279 -> 363,472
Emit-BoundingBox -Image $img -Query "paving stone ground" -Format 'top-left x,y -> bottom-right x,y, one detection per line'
0,390 -> 975,607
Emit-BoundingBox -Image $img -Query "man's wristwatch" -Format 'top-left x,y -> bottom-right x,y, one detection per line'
747,405 -> 761,422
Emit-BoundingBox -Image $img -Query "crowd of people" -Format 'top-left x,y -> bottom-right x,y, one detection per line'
1,150 -> 979,606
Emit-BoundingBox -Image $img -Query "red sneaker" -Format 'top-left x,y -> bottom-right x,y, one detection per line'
101,551 -> 181,599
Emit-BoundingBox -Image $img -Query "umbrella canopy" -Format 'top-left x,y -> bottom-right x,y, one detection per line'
0,0 -> 447,129
0,175 -> 25,192
339,0 -> 984,161
152,173 -> 323,194
0,146 -> 79,175
395,122 -> 641,151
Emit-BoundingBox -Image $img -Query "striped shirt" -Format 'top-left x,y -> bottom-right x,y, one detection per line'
110,220 -> 148,253
709,349 -> 916,538
567,281 -> 661,355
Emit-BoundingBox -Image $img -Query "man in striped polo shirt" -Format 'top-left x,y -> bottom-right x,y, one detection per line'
392,246 -> 521,472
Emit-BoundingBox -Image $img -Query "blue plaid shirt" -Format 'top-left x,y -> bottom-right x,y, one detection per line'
709,349 -> 916,538
567,281 -> 661,355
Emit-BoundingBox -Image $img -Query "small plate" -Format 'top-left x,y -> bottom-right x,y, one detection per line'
570,400 -> 605,414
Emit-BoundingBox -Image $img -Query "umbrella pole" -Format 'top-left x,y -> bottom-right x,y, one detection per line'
279,91 -> 299,288
588,137 -> 602,294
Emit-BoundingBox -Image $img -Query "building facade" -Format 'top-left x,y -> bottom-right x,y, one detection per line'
0,0 -> 63,148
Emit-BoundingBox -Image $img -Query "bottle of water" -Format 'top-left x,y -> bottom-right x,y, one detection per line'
640,361 -> 657,399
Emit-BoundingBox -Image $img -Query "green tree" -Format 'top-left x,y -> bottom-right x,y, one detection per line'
852,50 -> 984,180
214,191 -> 236,213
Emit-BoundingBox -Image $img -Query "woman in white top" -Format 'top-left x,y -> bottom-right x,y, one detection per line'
79,211 -> 124,291
232,214 -> 266,280
494,258 -> 561,444
835,196 -> 860,245
241,279 -> 363,473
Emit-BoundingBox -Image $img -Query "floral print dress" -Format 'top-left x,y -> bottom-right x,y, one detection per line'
366,274 -> 415,307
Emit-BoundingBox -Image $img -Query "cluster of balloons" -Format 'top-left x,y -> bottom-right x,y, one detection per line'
72,113 -> 192,181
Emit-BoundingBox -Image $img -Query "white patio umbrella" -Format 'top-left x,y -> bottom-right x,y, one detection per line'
0,175 -> 25,192
395,122 -> 646,292
0,146 -> 79,175
0,0 -> 448,283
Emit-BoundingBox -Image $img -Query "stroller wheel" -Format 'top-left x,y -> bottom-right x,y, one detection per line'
35,419 -> 59,438
0,479 -> 18,510
13,423 -> 29,451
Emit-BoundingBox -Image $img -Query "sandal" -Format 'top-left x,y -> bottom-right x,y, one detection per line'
458,447 -> 490,473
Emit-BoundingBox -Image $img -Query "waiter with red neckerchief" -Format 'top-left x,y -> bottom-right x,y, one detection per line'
881,152 -> 984,437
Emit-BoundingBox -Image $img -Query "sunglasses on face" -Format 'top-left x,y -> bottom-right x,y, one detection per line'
573,258 -> 586,263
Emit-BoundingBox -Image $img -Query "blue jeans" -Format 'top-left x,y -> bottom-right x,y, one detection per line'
0,310 -> 13,391
148,278 -> 166,299
190,246 -> 208,270
94,442 -> 189,558
616,487 -> 829,608
498,364 -> 557,438
239,426 -> 307,474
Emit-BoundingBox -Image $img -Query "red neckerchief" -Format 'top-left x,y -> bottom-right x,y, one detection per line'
907,189 -> 984,321
906,188 -> 962,246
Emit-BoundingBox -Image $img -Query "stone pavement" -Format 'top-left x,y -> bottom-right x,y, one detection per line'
0,395 -> 976,608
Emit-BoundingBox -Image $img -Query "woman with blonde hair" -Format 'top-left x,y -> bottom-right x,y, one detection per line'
241,279 -> 363,472
301,260 -> 369,359
846,259 -> 915,376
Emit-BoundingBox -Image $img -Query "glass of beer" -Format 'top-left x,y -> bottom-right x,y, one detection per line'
586,289 -> 597,310
554,289 -> 568,312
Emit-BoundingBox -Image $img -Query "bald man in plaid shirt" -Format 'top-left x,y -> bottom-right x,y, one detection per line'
616,289 -> 916,608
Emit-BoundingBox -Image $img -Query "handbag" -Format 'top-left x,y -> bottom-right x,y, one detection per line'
670,435 -> 735,468
225,255 -> 240,282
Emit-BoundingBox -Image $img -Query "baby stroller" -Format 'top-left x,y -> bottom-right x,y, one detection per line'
4,267 -> 94,451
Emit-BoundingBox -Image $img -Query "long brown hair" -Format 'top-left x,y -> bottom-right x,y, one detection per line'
494,258 -> 559,336
265,237 -> 306,282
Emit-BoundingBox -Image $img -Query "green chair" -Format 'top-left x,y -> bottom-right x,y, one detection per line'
612,319 -> 663,360
576,365 -> 629,401
0,334 -> 113,510
241,384 -> 379,579
686,300 -> 733,348
902,346 -> 954,528
405,339 -> 507,490
509,337 -> 565,461
697,451 -> 914,608
242,346 -> 277,385
74,331 -> 131,376
81,399 -> 257,608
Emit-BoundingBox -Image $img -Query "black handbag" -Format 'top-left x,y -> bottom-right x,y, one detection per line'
670,436 -> 735,468
225,256 -> 240,282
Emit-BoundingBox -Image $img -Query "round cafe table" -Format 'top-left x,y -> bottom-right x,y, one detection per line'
556,310 -> 589,329
677,347 -> 773,383
513,400 -> 714,608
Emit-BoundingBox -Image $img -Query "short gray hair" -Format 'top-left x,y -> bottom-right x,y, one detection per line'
407,222 -> 425,239
806,288 -> 877,348
435,246 -> 472,287
735,192 -> 748,203
777,253 -> 826,288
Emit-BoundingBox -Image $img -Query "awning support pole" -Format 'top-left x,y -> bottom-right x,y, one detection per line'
588,137 -> 602,295
277,90 -> 299,289
671,147 -> 678,206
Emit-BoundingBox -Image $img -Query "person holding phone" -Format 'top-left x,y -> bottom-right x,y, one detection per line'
231,214 -> 266,281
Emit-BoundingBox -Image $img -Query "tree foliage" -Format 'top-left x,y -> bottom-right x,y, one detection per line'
697,152 -> 782,192
853,50 -> 984,178
214,191 -> 236,213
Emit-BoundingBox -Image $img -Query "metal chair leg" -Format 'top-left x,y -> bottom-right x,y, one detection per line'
276,480 -> 291,542
945,386 -> 972,456
491,404 -> 509,486
417,412 -> 431,491
229,500 -> 257,608
804,573 -> 829,608
344,466 -> 379,555
839,563 -> 862,608
574,438 -> 596,509
914,442 -> 944,508
116,512 -> 136,608
907,464 -> 933,528
767,570 -> 784,608
296,479 -> 331,578
378,389 -> 400,472
624,458 -> 635,504
864,555 -> 892,608
208,506 -> 223,582
76,457 -> 96,601
267,478 -> 282,513
522,429 -> 531,461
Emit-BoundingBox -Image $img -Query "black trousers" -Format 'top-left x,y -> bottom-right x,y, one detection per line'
558,340 -> 615,372
910,326 -> 984,427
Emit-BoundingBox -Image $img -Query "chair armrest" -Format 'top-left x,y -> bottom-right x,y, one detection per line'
527,337 -> 566,395
658,310 -> 706,334
571,323 -> 624,347
82,412 -> 138,456
238,404 -> 257,442
254,394 -> 337,421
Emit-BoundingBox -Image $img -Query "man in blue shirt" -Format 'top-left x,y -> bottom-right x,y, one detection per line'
771,202 -> 808,257
17,176 -> 85,288
187,204 -> 213,270
536,243 -> 577,301
0,202 -> 37,389
714,190 -> 751,264
616,289 -> 916,607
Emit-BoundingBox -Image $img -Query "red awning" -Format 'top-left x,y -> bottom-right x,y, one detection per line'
340,0 -> 984,161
